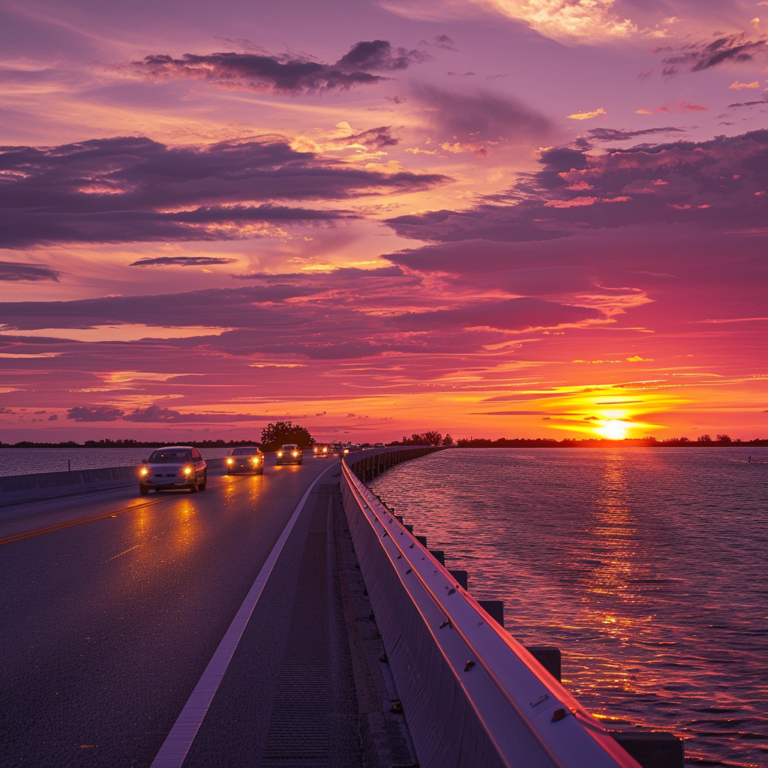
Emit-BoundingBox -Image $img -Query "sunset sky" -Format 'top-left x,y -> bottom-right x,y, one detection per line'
1,0 -> 766,443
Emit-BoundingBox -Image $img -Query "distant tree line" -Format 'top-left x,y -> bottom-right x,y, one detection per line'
2,431 -> 766,450
399,432 -> 454,446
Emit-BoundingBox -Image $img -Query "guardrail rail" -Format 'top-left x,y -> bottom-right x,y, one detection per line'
341,448 -> 642,768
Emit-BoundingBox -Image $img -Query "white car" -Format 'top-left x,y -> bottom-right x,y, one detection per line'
139,446 -> 207,495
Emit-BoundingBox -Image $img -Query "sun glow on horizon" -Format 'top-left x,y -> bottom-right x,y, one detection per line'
595,419 -> 630,440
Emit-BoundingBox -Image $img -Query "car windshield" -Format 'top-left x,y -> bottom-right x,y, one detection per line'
282,444 -> 298,450
149,450 -> 192,463
231,447 -> 259,456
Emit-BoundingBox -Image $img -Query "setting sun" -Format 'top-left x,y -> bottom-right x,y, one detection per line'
595,420 -> 630,440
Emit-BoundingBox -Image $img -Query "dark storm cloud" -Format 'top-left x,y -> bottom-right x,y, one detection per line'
128,40 -> 428,95
131,256 -> 238,267
0,261 -> 60,281
586,127 -> 686,142
0,136 -> 446,248
658,35 -> 767,75
67,405 -> 124,422
385,130 -> 768,243
409,84 -> 554,153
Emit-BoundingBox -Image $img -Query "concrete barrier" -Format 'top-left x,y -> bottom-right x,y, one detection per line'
0,457 -> 230,507
341,454 -> 644,768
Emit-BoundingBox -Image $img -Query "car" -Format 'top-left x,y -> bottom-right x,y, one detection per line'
374,442 -> 385,448
139,446 -> 207,495
276,443 -> 303,465
226,446 -> 264,475
312,443 -> 331,458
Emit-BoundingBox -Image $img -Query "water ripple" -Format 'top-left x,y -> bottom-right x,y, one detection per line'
370,447 -> 768,768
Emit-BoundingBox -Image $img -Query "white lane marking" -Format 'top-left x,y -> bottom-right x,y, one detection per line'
150,460 -> 339,768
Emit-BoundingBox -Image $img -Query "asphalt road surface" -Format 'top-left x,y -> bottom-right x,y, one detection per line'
0,455 -> 356,767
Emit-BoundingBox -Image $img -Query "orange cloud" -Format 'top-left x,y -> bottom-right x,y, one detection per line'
729,80 -> 760,90
567,107 -> 606,120
636,100 -> 708,114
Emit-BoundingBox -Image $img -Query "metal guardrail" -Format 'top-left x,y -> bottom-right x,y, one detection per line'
341,453 -> 642,768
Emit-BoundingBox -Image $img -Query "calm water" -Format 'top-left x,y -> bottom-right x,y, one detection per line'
0,447 -> 235,477
370,448 -> 768,768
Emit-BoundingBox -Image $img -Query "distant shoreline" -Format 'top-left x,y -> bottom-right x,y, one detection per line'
2,439 -> 766,449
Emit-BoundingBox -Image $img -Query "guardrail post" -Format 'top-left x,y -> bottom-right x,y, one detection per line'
429,550 -> 445,566
609,731 -> 684,768
525,647 -> 562,682
448,570 -> 468,590
477,600 -> 504,627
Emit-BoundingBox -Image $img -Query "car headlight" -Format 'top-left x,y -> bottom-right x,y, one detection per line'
277,451 -> 283,458
252,456 -> 260,463
227,458 -> 234,464
292,451 -> 298,457
184,466 -> 193,475
140,467 -> 148,476
323,447 -> 327,453
343,448 -> 349,454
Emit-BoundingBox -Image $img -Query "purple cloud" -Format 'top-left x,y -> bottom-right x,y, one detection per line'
385,130 -> 768,243
586,127 -> 686,142
659,35 -> 768,76
0,136 -> 447,248
127,40 -> 428,95
392,297 -> 602,331
0,284 -> 315,330
67,405 -> 124,422
131,256 -> 238,267
124,405 -> 265,422
0,261 -> 60,282
409,84 -> 555,155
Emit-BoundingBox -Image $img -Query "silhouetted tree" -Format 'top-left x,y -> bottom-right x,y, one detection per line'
442,434 -> 454,446
260,421 -> 314,451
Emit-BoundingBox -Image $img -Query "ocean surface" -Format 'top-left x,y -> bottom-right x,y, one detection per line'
0,447 -> 235,477
370,447 -> 768,768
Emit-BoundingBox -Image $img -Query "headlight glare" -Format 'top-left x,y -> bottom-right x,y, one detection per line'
184,466 -> 192,475
292,451 -> 298,457
227,458 -> 233,464
140,467 -> 148,476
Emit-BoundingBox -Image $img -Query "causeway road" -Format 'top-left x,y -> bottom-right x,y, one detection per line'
0,456 -> 366,767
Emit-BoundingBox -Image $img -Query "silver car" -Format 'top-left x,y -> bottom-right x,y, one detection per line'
139,446 -> 207,495
226,446 -> 264,475
276,443 -> 303,465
